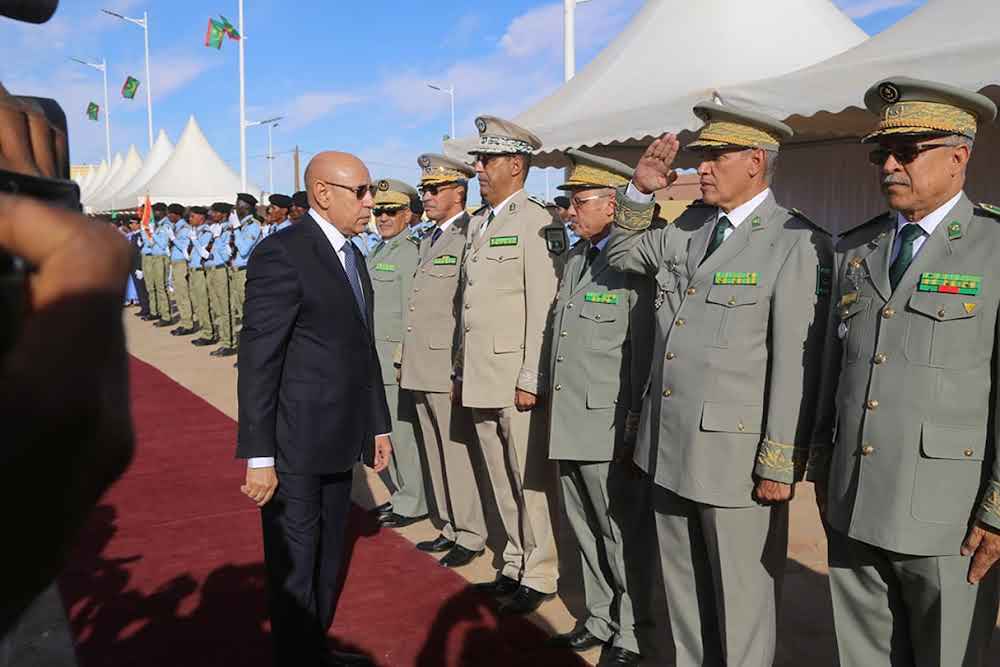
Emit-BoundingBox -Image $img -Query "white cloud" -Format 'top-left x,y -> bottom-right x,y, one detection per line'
248,91 -> 365,133
834,0 -> 916,18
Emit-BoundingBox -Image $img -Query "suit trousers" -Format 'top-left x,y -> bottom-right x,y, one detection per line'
140,255 -> 159,318
207,267 -> 235,348
653,486 -> 788,667
414,391 -> 486,551
560,460 -> 653,652
134,272 -> 150,315
229,267 -> 247,333
147,256 -> 172,323
189,268 -> 214,338
383,383 -> 427,518
472,405 -> 558,593
828,529 -> 999,667
171,260 -> 194,328
261,470 -> 353,666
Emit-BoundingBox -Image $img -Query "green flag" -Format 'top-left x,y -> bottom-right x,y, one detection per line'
204,18 -> 224,49
219,15 -> 240,40
86,102 -> 99,121
121,76 -> 140,100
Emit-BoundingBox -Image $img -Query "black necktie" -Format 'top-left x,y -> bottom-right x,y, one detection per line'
581,244 -> 600,280
341,243 -> 366,317
702,216 -> 732,264
431,227 -> 442,245
889,223 -> 924,290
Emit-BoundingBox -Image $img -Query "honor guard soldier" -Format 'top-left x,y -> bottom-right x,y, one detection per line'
456,115 -> 563,615
149,202 -> 175,326
400,153 -> 488,567
268,194 -> 293,234
367,178 -> 428,528
547,150 -> 654,667
188,206 -> 218,346
139,214 -> 158,321
207,202 -> 238,357
605,103 -> 833,665
166,203 -> 197,336
290,190 -> 309,223
232,193 -> 262,338
809,77 -> 1000,667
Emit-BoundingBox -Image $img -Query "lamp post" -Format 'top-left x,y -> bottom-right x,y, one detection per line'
238,0 -> 247,191
563,0 -> 592,82
427,83 -> 455,140
102,9 -> 154,150
246,116 -> 283,194
71,56 -> 111,165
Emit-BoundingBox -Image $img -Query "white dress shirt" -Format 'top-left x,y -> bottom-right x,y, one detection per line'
479,189 -> 523,235
625,182 -> 771,242
890,191 -> 963,263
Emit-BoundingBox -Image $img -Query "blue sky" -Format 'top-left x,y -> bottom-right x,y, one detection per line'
0,0 -> 926,199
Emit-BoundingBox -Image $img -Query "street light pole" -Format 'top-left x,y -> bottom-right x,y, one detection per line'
427,83 -> 455,139
72,56 -> 112,165
246,116 -> 283,195
563,0 -> 591,82
238,0 -> 247,191
102,9 -> 154,150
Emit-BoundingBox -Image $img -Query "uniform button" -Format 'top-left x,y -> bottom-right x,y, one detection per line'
560,331 -> 568,337
473,257 -> 478,262
464,325 -> 471,332
409,306 -> 415,311
556,355 -> 564,362
861,445 -> 875,456
937,308 -> 946,318
728,297 -> 737,306
737,422 -> 745,432
662,388 -> 672,397
554,384 -> 562,391
675,319 -> 686,327
665,352 -> 676,360
840,308 -> 850,318
567,303 -> 574,309
882,307 -> 895,319
964,448 -> 975,457
414,288 -> 420,292
406,327 -> 412,332
465,303 -> 471,309
468,280 -> 474,286
866,399 -> 879,410
686,287 -> 696,296
595,314 -> 602,320
873,353 -> 887,365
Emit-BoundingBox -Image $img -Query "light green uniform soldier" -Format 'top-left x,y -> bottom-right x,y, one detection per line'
400,154 -> 488,566
605,103 -> 833,666
809,77 -> 1000,667
368,178 -> 428,526
187,206 -> 216,345
547,150 -> 654,666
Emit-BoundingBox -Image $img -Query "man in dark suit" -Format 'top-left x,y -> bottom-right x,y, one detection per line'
125,219 -> 150,318
236,151 -> 393,667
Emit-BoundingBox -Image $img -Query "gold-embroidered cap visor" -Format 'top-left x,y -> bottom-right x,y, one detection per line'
373,191 -> 411,207
686,101 -> 793,152
417,153 -> 475,186
862,76 -> 998,143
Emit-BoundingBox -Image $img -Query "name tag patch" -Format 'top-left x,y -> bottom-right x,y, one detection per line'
374,263 -> 397,272
714,271 -> 758,286
490,235 -> 519,247
918,272 -> 981,295
432,255 -> 458,266
585,292 -> 619,305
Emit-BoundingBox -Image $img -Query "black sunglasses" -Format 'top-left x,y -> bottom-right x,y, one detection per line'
419,183 -> 459,196
319,180 -> 377,199
868,143 -> 954,166
373,207 -> 406,217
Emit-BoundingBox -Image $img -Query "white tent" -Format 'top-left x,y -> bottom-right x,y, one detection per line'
74,165 -> 95,196
83,152 -> 122,209
79,159 -> 108,201
715,0 -> 1000,233
89,145 -> 143,212
115,129 -> 174,207
139,116 -> 261,206
482,0 -> 867,165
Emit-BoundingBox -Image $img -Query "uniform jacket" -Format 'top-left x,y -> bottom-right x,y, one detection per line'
455,190 -> 562,408
366,232 -> 420,386
170,220 -> 192,262
189,227 -> 213,269
809,194 -> 1000,556
150,219 -> 172,256
548,239 -> 654,462
606,190 -> 832,508
400,213 -> 470,394
233,217 -> 262,268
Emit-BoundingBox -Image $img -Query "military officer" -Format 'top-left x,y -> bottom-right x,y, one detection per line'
268,194 -> 293,233
547,150 -> 654,667
289,190 -> 309,222
166,203 -> 198,336
188,206 -> 218,347
231,193 -> 262,338
207,202 -> 237,357
149,202 -> 175,326
400,153 -> 488,567
605,103 -> 833,665
455,115 -> 563,615
367,178 -> 428,528
808,77 -> 1000,667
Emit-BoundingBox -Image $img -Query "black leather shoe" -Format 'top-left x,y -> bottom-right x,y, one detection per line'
439,545 -> 483,568
498,585 -> 554,615
191,336 -> 219,347
416,535 -> 455,553
154,318 -> 176,327
372,501 -> 393,516
377,512 -> 427,528
598,646 -> 641,666
547,626 -> 606,651
472,574 -> 519,597
169,326 -> 185,335
321,649 -> 374,666
209,346 -> 238,357
175,324 -> 201,336
134,311 -> 150,318
141,314 -> 158,321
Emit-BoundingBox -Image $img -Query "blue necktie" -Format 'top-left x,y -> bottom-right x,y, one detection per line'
431,227 -> 442,244
341,243 -> 366,317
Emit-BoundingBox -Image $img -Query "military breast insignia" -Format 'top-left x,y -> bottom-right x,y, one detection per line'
840,292 -> 859,307
846,257 -> 866,292
918,272 -> 981,295
750,215 -> 762,229
489,235 -> 519,247
374,262 -> 397,272
816,265 -> 833,296
947,221 -> 962,240
432,254 -> 458,266
584,292 -> 619,305
544,227 -> 567,255
714,271 -> 758,286
964,302 -> 978,314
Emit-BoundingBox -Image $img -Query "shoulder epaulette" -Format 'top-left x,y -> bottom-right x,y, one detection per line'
471,205 -> 488,216
527,194 -> 548,208
976,203 -> 1000,219
407,234 -> 422,247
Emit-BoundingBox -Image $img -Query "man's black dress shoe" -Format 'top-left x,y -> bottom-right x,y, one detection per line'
174,324 -> 201,336
154,318 -> 177,327
498,585 -> 554,615
170,326 -> 185,335
377,512 -> 426,528
372,501 -> 392,517
321,649 -> 374,666
141,314 -> 158,321
209,346 -> 238,357
416,534 -> 455,553
439,545 -> 483,568
546,626 -> 606,651
471,574 -> 519,597
191,336 -> 219,347
598,646 -> 641,666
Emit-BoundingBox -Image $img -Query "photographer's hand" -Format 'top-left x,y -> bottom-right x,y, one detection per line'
0,83 -> 67,179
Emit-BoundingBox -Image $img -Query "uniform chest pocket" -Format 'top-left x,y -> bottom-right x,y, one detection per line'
427,266 -> 458,279
579,303 -> 624,350
705,285 -> 759,348
483,251 -> 522,286
904,292 -> 983,369
838,296 -> 871,365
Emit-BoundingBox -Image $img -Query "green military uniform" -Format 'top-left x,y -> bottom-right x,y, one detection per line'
809,77 -> 1000,667
606,103 -> 833,665
400,154 -> 486,554
207,202 -> 237,353
188,206 -> 216,343
548,150 -> 655,655
369,179 -> 427,520
167,204 -> 195,332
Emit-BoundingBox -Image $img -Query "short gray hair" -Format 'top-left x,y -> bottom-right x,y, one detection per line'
943,134 -> 974,150
762,149 -> 779,183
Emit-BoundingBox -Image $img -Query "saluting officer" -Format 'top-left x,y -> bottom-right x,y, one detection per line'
188,206 -> 217,346
809,77 -> 1000,667
400,154 -> 488,567
456,116 -> 564,615
207,202 -> 237,357
547,150 -> 654,667
231,193 -> 262,338
605,103 -> 833,666
166,203 -> 197,336
149,202 -> 174,326
367,178 -> 428,528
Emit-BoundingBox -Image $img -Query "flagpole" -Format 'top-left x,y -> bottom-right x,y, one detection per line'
238,0 -> 247,191
142,11 -> 153,150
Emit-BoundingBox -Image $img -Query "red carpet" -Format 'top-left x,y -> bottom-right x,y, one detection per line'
57,357 -> 586,666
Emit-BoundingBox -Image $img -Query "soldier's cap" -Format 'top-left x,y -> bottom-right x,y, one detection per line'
373,178 -> 418,209
862,76 -> 998,143
211,202 -> 233,215
189,205 -> 209,216
269,194 -> 292,209
554,195 -> 571,209
167,203 -> 185,215
686,101 -> 793,152
237,192 -> 258,208
417,153 -> 475,186
558,148 -> 633,191
152,201 -> 168,212
291,191 -> 308,209
468,115 -> 542,156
